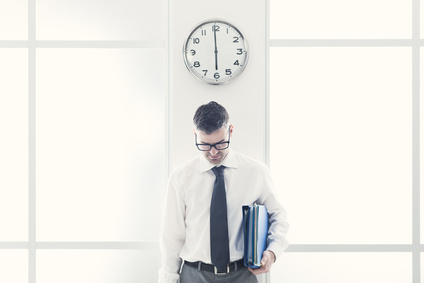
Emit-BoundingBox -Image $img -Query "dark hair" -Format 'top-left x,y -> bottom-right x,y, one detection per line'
193,101 -> 229,134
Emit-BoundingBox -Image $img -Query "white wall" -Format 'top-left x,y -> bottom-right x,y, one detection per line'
169,0 -> 267,170
168,1 -> 269,281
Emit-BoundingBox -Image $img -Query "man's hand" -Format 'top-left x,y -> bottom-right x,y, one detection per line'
248,250 -> 276,275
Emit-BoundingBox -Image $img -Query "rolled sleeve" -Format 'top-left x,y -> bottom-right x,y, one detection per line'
159,172 -> 186,282
258,164 -> 289,261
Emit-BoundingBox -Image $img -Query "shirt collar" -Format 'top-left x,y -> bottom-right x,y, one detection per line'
199,149 -> 238,173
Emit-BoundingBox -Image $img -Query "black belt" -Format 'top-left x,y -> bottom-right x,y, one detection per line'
184,259 -> 245,275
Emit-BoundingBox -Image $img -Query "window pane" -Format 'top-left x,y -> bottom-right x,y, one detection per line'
272,253 -> 411,283
36,49 -> 165,241
270,47 -> 412,244
36,0 -> 164,40
0,0 -> 27,40
0,250 -> 28,283
37,249 -> 159,283
0,49 -> 28,241
271,0 -> 411,39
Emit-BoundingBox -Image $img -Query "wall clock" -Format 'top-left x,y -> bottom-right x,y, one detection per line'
183,19 -> 249,85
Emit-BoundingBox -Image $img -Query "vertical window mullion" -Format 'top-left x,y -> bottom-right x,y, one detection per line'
28,0 -> 36,282
412,0 -> 421,281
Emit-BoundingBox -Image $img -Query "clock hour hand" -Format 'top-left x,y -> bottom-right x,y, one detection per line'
213,24 -> 218,70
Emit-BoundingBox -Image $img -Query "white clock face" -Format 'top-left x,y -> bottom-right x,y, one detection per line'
183,20 -> 249,85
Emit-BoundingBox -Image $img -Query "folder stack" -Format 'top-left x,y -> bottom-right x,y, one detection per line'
242,204 -> 268,269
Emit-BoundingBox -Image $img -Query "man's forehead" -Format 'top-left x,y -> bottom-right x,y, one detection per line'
197,127 -> 227,142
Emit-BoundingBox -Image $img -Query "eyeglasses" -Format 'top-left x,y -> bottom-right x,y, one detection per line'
195,128 -> 231,151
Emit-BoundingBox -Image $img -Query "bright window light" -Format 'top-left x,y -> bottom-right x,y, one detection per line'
270,0 -> 412,39
37,250 -> 159,283
36,49 -> 166,241
0,250 -> 28,283
0,49 -> 28,241
36,0 -> 164,40
272,253 -> 411,283
270,47 -> 412,244
0,0 -> 27,40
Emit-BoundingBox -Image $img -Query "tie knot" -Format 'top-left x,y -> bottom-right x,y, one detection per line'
211,166 -> 225,177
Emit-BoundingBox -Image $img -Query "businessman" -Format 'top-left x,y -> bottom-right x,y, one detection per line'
159,101 -> 289,283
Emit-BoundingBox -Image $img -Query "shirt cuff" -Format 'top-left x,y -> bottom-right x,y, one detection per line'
158,269 -> 180,283
266,240 -> 289,262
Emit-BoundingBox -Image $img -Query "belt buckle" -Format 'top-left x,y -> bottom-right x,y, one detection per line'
214,265 -> 229,275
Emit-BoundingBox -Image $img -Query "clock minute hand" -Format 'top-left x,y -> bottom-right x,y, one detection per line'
213,25 -> 218,70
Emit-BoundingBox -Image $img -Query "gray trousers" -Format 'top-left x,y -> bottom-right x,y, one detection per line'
180,263 -> 258,283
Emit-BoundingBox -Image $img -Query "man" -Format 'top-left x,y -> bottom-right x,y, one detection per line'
159,101 -> 289,283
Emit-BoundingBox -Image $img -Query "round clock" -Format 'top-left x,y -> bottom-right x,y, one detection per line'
183,19 -> 249,85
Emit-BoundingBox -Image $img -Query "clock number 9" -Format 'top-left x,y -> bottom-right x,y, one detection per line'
190,50 -> 196,56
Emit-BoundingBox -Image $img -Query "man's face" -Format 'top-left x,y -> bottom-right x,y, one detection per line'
195,126 -> 232,165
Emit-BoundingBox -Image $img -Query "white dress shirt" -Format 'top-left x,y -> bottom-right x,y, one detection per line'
158,150 -> 289,283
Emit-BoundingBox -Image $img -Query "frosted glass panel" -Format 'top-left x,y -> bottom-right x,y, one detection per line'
0,49 -> 28,241
0,0 -> 27,40
0,250 -> 28,283
36,0 -> 164,40
271,0 -> 411,39
272,253 -> 411,283
37,249 -> 159,283
270,47 -> 412,244
36,49 -> 165,241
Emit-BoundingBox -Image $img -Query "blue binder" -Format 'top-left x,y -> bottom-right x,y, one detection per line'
242,204 -> 268,268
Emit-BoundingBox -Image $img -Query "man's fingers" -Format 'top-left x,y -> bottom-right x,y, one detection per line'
261,254 -> 269,265
248,251 -> 274,275
249,260 -> 270,275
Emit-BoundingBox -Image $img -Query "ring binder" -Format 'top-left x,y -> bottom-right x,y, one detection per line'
242,204 -> 268,268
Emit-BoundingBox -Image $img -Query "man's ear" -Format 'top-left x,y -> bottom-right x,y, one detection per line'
229,124 -> 234,137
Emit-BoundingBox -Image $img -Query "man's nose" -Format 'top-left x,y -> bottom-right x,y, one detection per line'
209,146 -> 219,155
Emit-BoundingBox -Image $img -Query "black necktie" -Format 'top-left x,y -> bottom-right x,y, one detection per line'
210,166 -> 230,271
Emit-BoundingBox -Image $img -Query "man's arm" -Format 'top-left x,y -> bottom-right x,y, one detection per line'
158,173 -> 186,283
253,163 -> 289,274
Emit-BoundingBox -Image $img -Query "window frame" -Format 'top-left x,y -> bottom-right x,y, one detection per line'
266,0 -> 421,282
0,1 -> 167,282
0,0 -> 421,282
